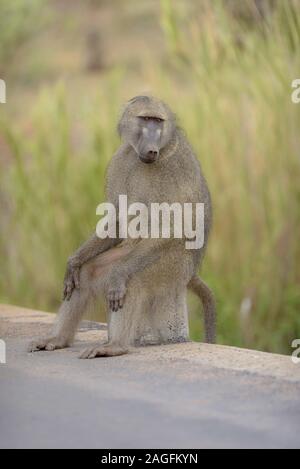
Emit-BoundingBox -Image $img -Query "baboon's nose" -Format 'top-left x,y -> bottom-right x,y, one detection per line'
147,150 -> 159,158
139,149 -> 159,164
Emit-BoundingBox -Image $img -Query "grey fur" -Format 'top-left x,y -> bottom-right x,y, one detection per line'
28,96 -> 216,358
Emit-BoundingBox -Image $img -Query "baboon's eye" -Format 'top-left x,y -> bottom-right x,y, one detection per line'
138,116 -> 164,123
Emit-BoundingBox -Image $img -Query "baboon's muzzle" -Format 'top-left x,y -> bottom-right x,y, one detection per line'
138,120 -> 161,163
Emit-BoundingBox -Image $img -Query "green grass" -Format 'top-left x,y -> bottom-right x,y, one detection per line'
1,0 -> 300,354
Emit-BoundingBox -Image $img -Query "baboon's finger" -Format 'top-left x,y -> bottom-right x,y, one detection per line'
65,281 -> 74,301
108,290 -> 118,311
74,268 -> 80,289
45,342 -> 56,351
79,347 -> 91,359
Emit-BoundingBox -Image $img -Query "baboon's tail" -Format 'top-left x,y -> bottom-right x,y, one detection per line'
188,275 -> 216,344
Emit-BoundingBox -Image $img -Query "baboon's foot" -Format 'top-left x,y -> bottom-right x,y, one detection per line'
79,342 -> 128,359
28,336 -> 69,352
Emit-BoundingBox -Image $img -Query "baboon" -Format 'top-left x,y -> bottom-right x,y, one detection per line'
28,95 -> 216,358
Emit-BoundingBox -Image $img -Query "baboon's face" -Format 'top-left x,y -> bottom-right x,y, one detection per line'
118,96 -> 176,164
132,115 -> 164,164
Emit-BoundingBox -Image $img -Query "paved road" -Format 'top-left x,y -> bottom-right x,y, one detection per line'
1,305 -> 300,449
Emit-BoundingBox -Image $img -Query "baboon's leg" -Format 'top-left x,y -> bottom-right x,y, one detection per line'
78,284 -> 190,358
79,276 -> 142,358
140,285 -> 189,345
28,246 -> 131,353
79,275 -> 190,358
28,267 -> 94,352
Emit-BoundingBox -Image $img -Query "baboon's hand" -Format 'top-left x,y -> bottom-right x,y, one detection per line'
63,258 -> 81,301
107,275 -> 127,312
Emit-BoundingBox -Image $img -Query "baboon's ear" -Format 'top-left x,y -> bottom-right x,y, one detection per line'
117,119 -> 122,137
117,117 -> 123,137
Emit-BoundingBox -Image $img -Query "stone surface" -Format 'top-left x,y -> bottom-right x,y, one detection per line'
0,303 -> 300,449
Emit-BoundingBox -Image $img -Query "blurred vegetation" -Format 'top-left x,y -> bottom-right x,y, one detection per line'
0,0 -> 46,74
0,0 -> 300,354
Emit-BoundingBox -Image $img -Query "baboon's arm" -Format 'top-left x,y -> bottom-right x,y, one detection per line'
69,233 -> 121,267
110,239 -> 173,280
63,233 -> 121,300
107,239 -> 173,311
